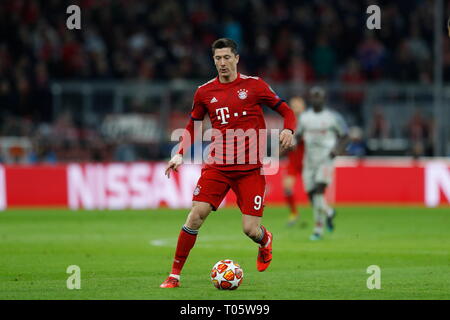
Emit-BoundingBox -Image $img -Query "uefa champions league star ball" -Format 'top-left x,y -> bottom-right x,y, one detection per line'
210,259 -> 244,290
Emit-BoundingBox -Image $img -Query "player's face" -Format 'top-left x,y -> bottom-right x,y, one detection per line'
213,48 -> 239,79
289,97 -> 306,117
310,92 -> 325,109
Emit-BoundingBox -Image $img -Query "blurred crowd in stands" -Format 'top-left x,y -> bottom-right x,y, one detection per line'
0,0 -> 447,163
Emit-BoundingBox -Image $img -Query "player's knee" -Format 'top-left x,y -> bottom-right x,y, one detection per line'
283,176 -> 294,193
315,183 -> 327,194
186,211 -> 205,230
186,202 -> 211,229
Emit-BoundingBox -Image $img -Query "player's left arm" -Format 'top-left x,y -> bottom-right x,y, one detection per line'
331,134 -> 350,158
166,88 -> 206,178
330,112 -> 350,158
272,104 -> 296,151
281,113 -> 303,156
257,79 -> 296,151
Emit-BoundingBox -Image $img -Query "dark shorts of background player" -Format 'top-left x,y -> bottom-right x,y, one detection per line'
192,166 -> 266,217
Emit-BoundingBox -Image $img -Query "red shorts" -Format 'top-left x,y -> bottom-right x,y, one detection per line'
192,166 -> 266,217
285,143 -> 304,177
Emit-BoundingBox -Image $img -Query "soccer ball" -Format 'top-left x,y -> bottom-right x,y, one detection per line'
210,259 -> 244,290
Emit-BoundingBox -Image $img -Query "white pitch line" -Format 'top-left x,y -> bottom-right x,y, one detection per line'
150,239 -> 168,247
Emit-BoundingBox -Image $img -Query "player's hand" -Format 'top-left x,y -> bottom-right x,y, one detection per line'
280,142 -> 296,156
165,154 -> 183,179
279,129 -> 294,152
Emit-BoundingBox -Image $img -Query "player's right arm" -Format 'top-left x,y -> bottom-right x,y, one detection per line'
330,112 -> 349,159
165,88 -> 207,178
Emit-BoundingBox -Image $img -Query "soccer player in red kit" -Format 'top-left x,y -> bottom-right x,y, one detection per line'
160,38 -> 296,288
283,96 -> 306,226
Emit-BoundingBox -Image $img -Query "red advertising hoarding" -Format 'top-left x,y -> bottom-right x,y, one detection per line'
1,158 -> 449,209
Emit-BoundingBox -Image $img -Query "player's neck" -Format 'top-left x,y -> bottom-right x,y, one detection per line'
313,107 -> 324,113
218,72 -> 239,84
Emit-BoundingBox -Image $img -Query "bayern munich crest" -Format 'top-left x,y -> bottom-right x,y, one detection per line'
237,89 -> 248,100
193,185 -> 201,196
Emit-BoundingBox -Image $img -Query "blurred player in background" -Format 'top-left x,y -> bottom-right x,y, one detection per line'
297,87 -> 349,240
161,38 -> 296,288
283,96 -> 306,227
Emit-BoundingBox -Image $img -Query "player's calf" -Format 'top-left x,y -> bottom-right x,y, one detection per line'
326,208 -> 336,232
243,224 -> 261,242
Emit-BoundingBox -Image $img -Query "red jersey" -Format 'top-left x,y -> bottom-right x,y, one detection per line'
179,73 -> 296,171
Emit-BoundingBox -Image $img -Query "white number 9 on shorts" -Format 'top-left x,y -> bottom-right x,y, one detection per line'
253,195 -> 262,210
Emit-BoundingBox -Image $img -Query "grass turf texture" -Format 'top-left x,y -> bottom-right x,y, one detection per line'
0,206 -> 449,300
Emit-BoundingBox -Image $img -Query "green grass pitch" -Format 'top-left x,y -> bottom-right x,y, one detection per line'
0,206 -> 449,300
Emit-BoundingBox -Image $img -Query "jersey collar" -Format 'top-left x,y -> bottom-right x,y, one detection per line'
215,73 -> 241,86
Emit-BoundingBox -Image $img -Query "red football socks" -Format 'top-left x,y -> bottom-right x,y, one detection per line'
257,225 -> 270,247
285,192 -> 297,215
170,226 -> 198,276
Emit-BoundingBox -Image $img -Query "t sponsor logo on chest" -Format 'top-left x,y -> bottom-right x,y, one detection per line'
215,107 -> 247,125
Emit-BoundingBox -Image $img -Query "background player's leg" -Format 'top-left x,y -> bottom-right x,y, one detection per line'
315,160 -> 337,232
314,184 -> 333,216
169,201 -> 212,279
283,174 -> 298,226
311,183 -> 333,240
305,167 -> 323,239
316,162 -> 336,219
311,188 -> 326,239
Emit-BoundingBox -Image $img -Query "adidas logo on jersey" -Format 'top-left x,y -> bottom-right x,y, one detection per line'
210,97 -> 218,103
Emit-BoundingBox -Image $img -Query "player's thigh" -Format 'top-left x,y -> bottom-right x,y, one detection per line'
192,167 -> 231,211
231,170 -> 266,217
302,166 -> 317,194
316,160 -> 334,186
285,160 -> 300,180
282,174 -> 296,191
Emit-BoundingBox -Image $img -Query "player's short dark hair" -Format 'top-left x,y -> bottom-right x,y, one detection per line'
310,86 -> 326,97
211,38 -> 238,56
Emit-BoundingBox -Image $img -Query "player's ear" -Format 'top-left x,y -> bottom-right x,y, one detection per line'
235,54 -> 239,64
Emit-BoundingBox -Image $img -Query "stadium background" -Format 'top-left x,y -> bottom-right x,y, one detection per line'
0,0 -> 449,301
0,0 -> 449,208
